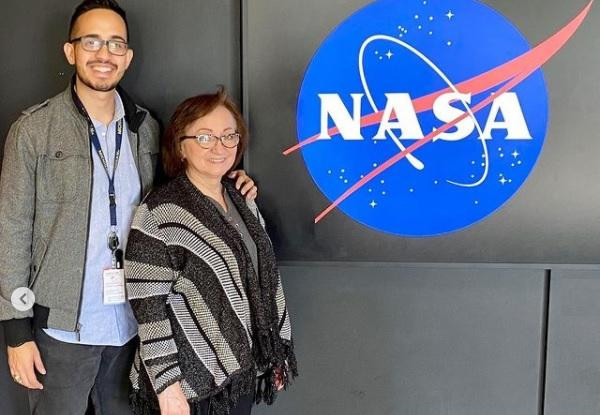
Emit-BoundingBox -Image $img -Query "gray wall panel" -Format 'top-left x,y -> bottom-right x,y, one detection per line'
254,265 -> 545,415
118,0 -> 241,128
544,269 -> 600,415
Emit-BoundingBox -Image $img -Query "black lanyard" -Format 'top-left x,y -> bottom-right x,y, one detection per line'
88,118 -> 123,229
88,117 -> 124,268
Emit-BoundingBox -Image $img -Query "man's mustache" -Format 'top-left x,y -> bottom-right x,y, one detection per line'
87,60 -> 118,69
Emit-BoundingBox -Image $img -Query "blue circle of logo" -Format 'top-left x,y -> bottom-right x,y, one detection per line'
296,0 -> 548,236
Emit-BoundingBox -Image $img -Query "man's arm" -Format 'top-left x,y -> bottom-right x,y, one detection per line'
0,116 -> 46,390
0,117 -> 37,344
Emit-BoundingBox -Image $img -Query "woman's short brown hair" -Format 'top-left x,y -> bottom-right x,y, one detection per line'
162,87 -> 248,178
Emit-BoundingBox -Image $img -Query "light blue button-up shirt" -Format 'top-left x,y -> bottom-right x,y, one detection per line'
44,92 -> 140,346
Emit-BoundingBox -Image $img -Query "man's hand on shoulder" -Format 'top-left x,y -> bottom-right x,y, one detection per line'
228,170 -> 258,201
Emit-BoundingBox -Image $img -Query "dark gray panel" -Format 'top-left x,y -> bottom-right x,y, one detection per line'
254,265 -> 545,415
0,0 -> 72,155
245,0 -> 600,263
544,269 -> 600,415
118,0 -> 241,127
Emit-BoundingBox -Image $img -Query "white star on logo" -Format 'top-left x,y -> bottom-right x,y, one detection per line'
370,200 -> 377,208
512,150 -> 520,158
499,177 -> 508,185
446,10 -> 455,19
385,50 -> 393,59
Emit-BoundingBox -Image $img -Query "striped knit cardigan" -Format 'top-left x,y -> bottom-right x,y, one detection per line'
124,175 -> 297,415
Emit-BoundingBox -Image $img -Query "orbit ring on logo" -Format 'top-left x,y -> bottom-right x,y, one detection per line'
285,0 -> 593,236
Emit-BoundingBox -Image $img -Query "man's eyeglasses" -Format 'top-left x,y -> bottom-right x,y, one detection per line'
180,133 -> 241,149
70,36 -> 129,56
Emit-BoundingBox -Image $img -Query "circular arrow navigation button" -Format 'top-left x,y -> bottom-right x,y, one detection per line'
11,287 -> 35,312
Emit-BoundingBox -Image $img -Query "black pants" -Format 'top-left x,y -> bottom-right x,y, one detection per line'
27,329 -> 136,415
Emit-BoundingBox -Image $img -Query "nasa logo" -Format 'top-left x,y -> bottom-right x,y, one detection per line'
287,0 -> 592,236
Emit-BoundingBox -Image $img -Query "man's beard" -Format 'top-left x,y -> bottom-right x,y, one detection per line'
76,63 -> 121,92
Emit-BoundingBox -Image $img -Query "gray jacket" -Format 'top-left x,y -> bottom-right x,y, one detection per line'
0,83 -> 160,346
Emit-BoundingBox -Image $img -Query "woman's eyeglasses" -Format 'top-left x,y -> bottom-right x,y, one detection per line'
180,132 -> 241,149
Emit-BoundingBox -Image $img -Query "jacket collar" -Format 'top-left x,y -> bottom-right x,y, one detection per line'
68,75 -> 147,133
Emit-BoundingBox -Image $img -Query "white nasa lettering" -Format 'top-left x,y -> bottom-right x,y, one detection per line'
373,93 -> 424,140
319,92 -> 532,141
319,93 -> 364,139
432,92 -> 474,141
481,92 -> 532,140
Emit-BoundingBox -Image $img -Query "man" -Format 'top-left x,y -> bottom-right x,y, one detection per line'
0,1 -> 256,414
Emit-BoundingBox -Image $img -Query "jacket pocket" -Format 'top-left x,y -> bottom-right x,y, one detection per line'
29,238 -> 48,288
37,151 -> 87,203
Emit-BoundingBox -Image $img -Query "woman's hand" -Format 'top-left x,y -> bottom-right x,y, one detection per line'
158,382 -> 190,415
274,367 -> 285,391
228,170 -> 258,201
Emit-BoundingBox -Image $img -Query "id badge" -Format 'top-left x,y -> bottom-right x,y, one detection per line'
103,268 -> 126,305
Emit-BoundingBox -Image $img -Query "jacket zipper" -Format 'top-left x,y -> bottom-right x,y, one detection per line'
75,123 -> 95,342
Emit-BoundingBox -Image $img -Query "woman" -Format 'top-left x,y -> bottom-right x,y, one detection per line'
124,88 -> 297,415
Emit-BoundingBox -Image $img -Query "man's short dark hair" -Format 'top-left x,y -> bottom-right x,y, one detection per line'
69,0 -> 129,41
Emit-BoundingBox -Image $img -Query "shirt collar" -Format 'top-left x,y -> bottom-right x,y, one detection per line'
113,92 -> 126,124
89,92 -> 125,127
